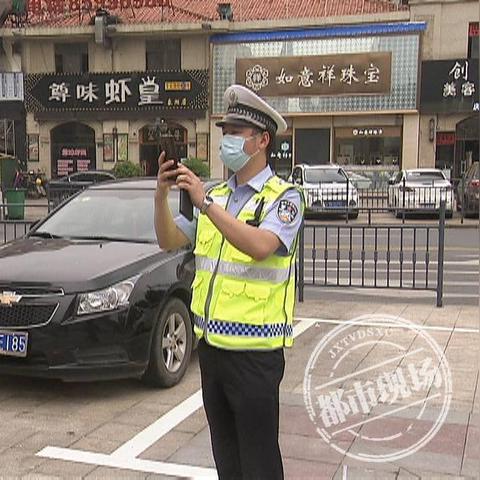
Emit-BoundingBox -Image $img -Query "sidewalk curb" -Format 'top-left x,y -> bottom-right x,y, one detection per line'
445,223 -> 479,229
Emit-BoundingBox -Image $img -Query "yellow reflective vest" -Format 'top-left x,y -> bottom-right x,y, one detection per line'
191,176 -> 304,350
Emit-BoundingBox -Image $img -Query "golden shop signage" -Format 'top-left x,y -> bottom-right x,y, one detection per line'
236,52 -> 391,97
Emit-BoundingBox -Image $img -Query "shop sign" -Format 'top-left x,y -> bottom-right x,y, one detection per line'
0,73 -> 24,101
436,132 -> 456,146
469,22 -> 479,37
25,70 -> 208,113
56,146 -> 92,176
236,53 -> 391,97
270,138 -> 292,162
420,59 -> 479,113
352,128 -> 384,137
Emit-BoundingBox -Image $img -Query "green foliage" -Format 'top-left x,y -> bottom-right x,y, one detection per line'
183,158 -> 210,178
113,161 -> 143,178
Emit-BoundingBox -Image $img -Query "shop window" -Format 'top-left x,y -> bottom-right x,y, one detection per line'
55,43 -> 89,73
435,132 -> 455,173
294,128 -> 330,165
468,22 -> 478,59
269,135 -> 293,179
334,127 -> 401,168
0,119 -> 15,156
146,40 -> 181,70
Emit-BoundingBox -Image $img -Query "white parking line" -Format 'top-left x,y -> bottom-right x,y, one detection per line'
295,316 -> 480,334
36,319 -> 316,478
111,390 -> 203,459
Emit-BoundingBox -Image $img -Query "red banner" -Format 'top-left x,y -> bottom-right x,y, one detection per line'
469,22 -> 479,38
436,132 -> 456,146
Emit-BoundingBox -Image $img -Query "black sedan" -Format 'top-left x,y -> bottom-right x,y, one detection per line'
0,178 -> 195,387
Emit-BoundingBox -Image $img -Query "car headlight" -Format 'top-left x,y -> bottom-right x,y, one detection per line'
77,275 -> 140,315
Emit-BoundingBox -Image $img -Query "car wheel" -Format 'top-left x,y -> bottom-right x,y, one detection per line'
142,297 -> 193,388
348,210 -> 359,220
395,209 -> 404,219
445,210 -> 453,219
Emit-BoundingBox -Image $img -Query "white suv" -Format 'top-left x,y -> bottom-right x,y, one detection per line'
289,164 -> 358,218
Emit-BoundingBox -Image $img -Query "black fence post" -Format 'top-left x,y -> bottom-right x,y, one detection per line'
460,175 -> 465,224
298,220 -> 305,303
436,200 -> 446,307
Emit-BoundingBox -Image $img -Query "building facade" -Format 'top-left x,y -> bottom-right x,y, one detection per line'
2,0 -> 477,182
210,22 -> 425,186
19,24 -> 210,178
412,0 -> 479,179
0,36 -> 26,168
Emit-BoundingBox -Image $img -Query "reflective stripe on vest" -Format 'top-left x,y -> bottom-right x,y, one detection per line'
194,314 -> 293,339
195,256 -> 293,284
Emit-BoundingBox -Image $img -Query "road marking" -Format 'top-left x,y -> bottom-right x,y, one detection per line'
37,319 -> 316,478
302,258 -> 479,266
295,316 -> 480,334
37,448 -> 217,478
301,286 -> 479,301
111,390 -> 203,459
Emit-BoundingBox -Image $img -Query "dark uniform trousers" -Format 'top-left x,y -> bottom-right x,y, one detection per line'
198,338 -> 285,480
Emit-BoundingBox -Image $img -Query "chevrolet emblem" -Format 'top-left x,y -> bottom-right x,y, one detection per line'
0,291 -> 22,306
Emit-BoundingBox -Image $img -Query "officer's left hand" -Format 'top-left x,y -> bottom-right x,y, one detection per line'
175,165 -> 205,209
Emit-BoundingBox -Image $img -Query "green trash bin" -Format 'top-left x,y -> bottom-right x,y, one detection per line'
5,188 -> 26,220
0,155 -> 18,190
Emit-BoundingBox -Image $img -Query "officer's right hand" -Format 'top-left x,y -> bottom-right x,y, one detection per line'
156,151 -> 179,200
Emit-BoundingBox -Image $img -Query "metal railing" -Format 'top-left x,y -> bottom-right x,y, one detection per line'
297,200 -> 446,307
0,201 -> 48,243
47,182 -> 88,211
0,218 -> 37,244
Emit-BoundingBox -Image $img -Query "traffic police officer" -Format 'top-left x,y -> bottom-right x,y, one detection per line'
155,84 -> 304,480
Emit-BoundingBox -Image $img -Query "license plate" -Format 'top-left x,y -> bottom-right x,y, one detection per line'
325,201 -> 346,208
0,330 -> 28,357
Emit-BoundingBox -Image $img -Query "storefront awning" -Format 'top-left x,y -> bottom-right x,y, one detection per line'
210,22 -> 427,44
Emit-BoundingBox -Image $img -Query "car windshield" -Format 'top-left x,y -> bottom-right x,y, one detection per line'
32,188 -> 180,243
405,171 -> 445,182
304,168 -> 347,183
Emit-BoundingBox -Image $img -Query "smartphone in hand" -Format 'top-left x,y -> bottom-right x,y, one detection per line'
163,136 -> 179,180
163,136 -> 193,221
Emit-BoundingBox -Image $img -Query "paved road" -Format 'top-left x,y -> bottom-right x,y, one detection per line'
0,300 -> 477,478
302,223 -> 478,306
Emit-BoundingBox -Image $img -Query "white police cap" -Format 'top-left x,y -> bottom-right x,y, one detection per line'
216,84 -> 287,135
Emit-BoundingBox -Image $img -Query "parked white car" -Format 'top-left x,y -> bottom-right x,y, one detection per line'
388,169 -> 453,218
289,164 -> 358,218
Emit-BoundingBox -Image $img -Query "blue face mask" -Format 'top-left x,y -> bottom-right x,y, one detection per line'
219,134 -> 259,172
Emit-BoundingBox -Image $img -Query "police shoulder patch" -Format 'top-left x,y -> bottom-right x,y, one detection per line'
277,199 -> 298,224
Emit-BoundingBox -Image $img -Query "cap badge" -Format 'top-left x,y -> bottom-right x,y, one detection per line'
228,89 -> 238,107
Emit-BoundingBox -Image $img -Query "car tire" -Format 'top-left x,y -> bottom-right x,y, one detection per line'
348,210 -> 359,220
142,297 -> 193,388
395,209 -> 404,219
445,210 -> 453,219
